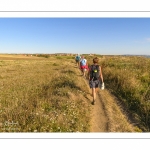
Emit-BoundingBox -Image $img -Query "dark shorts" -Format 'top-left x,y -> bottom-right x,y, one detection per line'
89,80 -> 100,88
76,60 -> 80,63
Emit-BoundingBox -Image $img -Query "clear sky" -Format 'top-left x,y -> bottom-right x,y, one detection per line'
0,18 -> 150,55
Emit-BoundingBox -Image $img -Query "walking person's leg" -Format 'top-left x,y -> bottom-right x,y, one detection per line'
83,69 -> 86,77
76,60 -> 78,67
95,87 -> 98,94
80,66 -> 84,76
78,61 -> 80,68
91,81 -> 96,105
91,80 -> 99,105
92,87 -> 96,102
77,61 -> 79,67
83,66 -> 87,77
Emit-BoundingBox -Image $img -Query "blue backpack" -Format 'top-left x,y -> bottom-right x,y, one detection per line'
80,59 -> 86,66
76,55 -> 80,61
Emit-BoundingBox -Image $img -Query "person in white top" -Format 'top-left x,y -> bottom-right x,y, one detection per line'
79,56 -> 88,77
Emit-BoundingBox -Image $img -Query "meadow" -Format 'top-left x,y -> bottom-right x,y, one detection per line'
85,55 -> 150,131
0,55 -> 90,132
0,54 -> 149,132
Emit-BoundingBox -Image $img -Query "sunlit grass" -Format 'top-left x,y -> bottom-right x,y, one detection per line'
86,55 -> 150,131
0,57 -> 90,132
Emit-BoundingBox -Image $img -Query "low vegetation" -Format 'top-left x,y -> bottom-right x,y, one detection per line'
86,55 -> 150,131
0,54 -> 149,132
0,55 -> 90,132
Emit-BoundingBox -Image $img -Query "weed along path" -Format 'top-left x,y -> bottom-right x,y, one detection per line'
72,61 -> 136,132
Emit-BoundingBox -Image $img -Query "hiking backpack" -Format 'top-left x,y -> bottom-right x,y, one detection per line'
75,55 -> 80,61
90,65 -> 100,80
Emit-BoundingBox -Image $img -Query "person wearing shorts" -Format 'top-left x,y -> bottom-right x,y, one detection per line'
75,53 -> 81,68
88,57 -> 103,105
80,56 -> 88,77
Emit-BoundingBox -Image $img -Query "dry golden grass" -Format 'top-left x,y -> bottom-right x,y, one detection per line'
0,54 -> 148,132
0,55 -> 90,132
85,55 -> 150,131
99,90 -> 141,132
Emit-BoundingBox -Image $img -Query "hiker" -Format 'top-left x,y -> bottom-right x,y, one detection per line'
80,56 -> 88,77
87,57 -> 104,105
75,53 -> 81,68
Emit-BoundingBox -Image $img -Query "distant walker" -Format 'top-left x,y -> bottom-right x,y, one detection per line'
75,53 -> 81,68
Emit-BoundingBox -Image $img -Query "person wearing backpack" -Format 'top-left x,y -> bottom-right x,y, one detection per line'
80,56 -> 88,77
75,53 -> 81,68
87,57 -> 104,105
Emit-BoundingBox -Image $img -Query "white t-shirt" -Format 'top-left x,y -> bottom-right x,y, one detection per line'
80,58 -> 87,66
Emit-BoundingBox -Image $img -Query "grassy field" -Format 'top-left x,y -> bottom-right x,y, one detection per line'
0,55 -> 90,132
85,55 -> 150,131
0,54 -> 149,132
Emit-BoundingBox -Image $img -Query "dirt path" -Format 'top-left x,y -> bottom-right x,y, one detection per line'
90,89 -> 109,132
72,63 -> 109,132
91,86 -> 136,132
89,86 -> 136,132
72,62 -> 135,132
83,77 -> 109,132
84,78 -> 135,132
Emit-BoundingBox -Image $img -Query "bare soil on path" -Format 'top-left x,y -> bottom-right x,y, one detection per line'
90,90 -> 109,132
88,87 -> 136,132
73,61 -> 136,132
83,76 -> 136,132
84,82 -> 109,132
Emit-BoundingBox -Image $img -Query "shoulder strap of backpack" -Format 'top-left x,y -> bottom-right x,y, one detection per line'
96,65 -> 100,70
90,65 -> 94,71
90,65 -> 99,70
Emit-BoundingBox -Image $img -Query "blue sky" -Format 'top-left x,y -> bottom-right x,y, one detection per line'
0,18 -> 150,55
